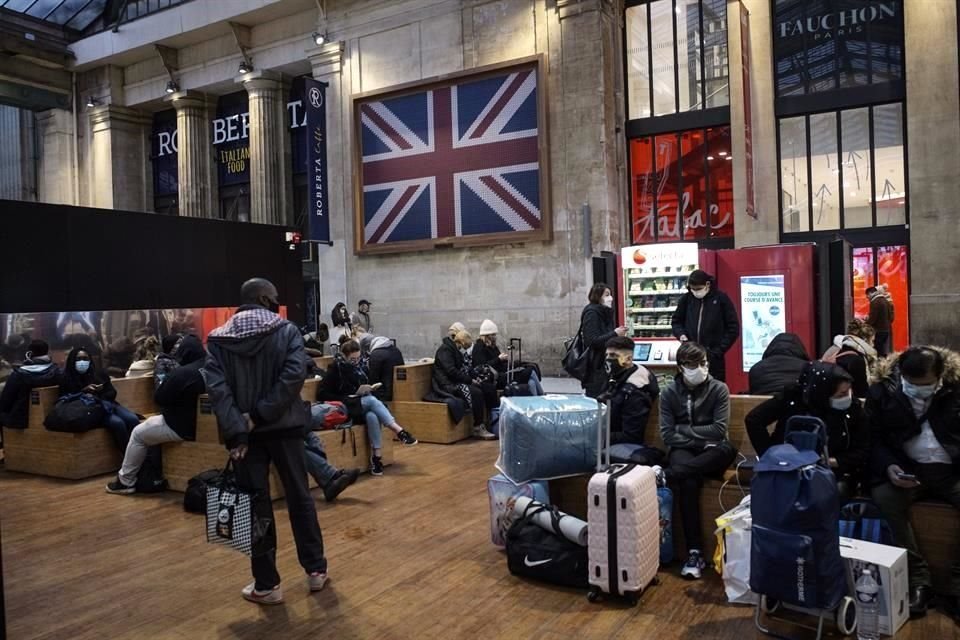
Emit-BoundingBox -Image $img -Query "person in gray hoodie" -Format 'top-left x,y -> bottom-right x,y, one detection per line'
204,278 -> 327,606
0,339 -> 62,428
655,341 -> 737,581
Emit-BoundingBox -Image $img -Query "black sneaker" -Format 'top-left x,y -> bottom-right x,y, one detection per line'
397,430 -> 418,446
370,456 -> 384,476
105,478 -> 135,495
323,468 -> 361,503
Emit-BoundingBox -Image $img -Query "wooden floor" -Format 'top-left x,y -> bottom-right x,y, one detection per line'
1,441 -> 958,640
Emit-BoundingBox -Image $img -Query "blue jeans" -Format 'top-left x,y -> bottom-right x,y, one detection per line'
528,371 -> 544,396
104,403 -> 140,453
303,431 -> 338,487
361,395 -> 395,450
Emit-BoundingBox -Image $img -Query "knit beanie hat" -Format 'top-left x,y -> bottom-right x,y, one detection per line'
479,319 -> 498,336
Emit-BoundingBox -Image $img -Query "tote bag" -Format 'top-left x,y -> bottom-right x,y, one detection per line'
205,459 -> 273,557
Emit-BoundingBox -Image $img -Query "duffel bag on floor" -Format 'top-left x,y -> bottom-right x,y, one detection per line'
506,502 -> 588,589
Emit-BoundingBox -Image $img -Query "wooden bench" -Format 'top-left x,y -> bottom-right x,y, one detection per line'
2,377 -> 159,480
312,356 -> 333,371
389,360 -> 472,444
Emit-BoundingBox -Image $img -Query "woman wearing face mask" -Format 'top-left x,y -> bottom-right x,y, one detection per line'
432,330 -> 497,440
670,270 -> 739,382
655,341 -> 737,580
745,361 -> 869,498
580,283 -> 627,399
59,347 -> 141,453
318,340 -> 418,476
866,346 -> 960,618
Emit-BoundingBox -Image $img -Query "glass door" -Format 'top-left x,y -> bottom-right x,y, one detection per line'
852,245 -> 909,351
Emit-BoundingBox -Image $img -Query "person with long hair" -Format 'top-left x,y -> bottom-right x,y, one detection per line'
60,347 -> 140,453
580,283 -> 626,398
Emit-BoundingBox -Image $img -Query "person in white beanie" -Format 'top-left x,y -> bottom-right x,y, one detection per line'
472,319 -> 544,396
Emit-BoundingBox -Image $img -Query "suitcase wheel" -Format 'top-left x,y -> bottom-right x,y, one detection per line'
587,586 -> 601,603
625,591 -> 639,607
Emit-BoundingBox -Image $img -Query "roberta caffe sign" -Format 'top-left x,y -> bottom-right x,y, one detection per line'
777,1 -> 897,41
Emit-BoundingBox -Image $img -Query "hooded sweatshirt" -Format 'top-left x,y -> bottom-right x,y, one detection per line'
0,356 -> 63,428
748,333 -> 810,395
367,336 -> 404,401
154,335 -> 206,440
204,305 -> 309,450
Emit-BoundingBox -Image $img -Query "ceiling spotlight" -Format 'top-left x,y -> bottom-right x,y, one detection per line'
312,32 -> 326,46
706,155 -> 715,160
238,60 -> 253,74
718,151 -> 727,157
85,96 -> 97,108
165,80 -> 179,94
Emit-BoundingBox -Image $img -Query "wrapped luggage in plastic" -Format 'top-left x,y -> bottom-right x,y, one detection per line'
495,394 -> 599,484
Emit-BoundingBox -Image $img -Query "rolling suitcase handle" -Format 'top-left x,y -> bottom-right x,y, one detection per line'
595,394 -> 611,473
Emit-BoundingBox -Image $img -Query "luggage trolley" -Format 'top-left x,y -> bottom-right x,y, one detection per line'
752,416 -> 858,640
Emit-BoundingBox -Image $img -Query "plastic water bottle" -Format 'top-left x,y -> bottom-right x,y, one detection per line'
855,568 -> 880,640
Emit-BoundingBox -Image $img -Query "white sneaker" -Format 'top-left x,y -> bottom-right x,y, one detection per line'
680,550 -> 706,580
242,582 -> 284,605
308,572 -> 329,592
472,425 -> 497,440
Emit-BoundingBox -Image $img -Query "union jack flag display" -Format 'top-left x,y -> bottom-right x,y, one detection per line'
357,62 -> 544,251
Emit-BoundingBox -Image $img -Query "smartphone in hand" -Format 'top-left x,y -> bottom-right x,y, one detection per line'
370,382 -> 383,390
896,471 -> 918,482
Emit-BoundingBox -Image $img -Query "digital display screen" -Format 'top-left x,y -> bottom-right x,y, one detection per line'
633,343 -> 652,361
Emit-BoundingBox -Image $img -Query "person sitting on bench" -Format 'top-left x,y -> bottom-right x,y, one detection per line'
599,336 -> 659,453
303,429 -> 361,502
471,319 -> 544,396
320,340 -> 417,476
60,347 -> 140,453
153,334 -> 182,389
106,335 -> 207,494
822,318 -> 877,398
126,334 -> 161,378
0,339 -> 62,428
654,341 -> 736,581
747,332 -> 810,395
867,346 -> 960,619
433,330 -> 497,440
360,335 -> 404,402
745,360 -> 868,499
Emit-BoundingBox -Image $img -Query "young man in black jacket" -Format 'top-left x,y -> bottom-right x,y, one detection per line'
0,340 -> 62,428
671,270 -> 740,382
600,336 -> 659,447
106,335 -> 206,494
204,278 -> 327,605
868,346 -> 960,618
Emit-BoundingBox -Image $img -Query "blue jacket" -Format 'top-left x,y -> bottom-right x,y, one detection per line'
0,358 -> 63,428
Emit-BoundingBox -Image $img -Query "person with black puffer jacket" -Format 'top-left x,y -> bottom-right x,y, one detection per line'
747,332 -> 810,395
105,335 -> 207,495
600,336 -> 660,449
60,347 -> 140,453
0,339 -> 62,429
433,330 -> 497,440
362,335 -> 405,402
671,270 -> 740,382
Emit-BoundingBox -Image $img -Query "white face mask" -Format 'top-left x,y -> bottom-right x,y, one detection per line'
681,365 -> 709,386
690,287 -> 709,300
829,393 -> 853,411
602,295 -> 614,308
902,379 -> 939,400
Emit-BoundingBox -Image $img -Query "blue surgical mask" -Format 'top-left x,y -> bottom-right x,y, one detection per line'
75,360 -> 91,374
829,393 -> 853,411
902,379 -> 938,400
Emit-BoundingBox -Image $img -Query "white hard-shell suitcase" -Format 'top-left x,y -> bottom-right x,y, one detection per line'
586,396 -> 660,605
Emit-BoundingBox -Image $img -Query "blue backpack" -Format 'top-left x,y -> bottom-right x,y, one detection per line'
839,500 -> 896,546
750,444 -> 847,611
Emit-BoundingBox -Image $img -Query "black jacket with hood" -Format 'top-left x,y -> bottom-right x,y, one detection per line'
580,302 -> 617,397
671,277 -> 740,355
60,348 -> 117,402
432,336 -> 472,392
866,348 -> 960,486
367,337 -> 404,401
603,364 -> 660,446
745,362 -> 869,479
748,333 -> 810,395
0,356 -> 63,428
204,305 -> 309,450
154,335 -> 207,440
659,374 -> 731,450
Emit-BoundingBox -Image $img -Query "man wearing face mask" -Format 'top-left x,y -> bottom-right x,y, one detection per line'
671,270 -> 739,382
600,337 -> 659,447
655,341 -> 737,580
867,346 -> 960,619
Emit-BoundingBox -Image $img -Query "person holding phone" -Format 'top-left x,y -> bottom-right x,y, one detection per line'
867,346 -> 960,619
319,339 -> 417,475
581,283 -> 627,398
60,346 -> 140,453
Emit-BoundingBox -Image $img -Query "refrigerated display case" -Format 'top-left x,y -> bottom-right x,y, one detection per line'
619,243 -> 699,384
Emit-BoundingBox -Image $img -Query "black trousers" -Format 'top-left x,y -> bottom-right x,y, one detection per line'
707,350 -> 726,383
874,331 -> 891,358
454,384 -> 489,427
666,442 -> 737,554
234,434 -> 326,590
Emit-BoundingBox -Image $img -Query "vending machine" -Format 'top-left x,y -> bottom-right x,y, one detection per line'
618,242 -> 700,385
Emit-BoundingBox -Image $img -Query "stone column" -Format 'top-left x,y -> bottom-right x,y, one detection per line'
35,108 -> 76,205
239,70 -> 286,226
88,105 -> 151,211
308,42 -> 347,317
168,91 -> 215,218
905,1 -> 960,348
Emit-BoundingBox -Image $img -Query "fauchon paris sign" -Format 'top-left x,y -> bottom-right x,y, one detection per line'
776,1 -> 897,42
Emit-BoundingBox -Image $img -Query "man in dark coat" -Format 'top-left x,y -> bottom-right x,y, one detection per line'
0,340 -> 62,428
867,346 -> 960,619
203,278 -> 328,605
671,270 -> 740,382
747,332 -> 810,395
600,336 -> 660,448
866,286 -> 894,357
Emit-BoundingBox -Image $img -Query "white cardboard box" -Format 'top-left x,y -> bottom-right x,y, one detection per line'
839,536 -> 909,636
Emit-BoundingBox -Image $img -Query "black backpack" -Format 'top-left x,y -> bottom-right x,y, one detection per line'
505,503 -> 588,589
135,446 -> 169,493
183,469 -> 222,513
